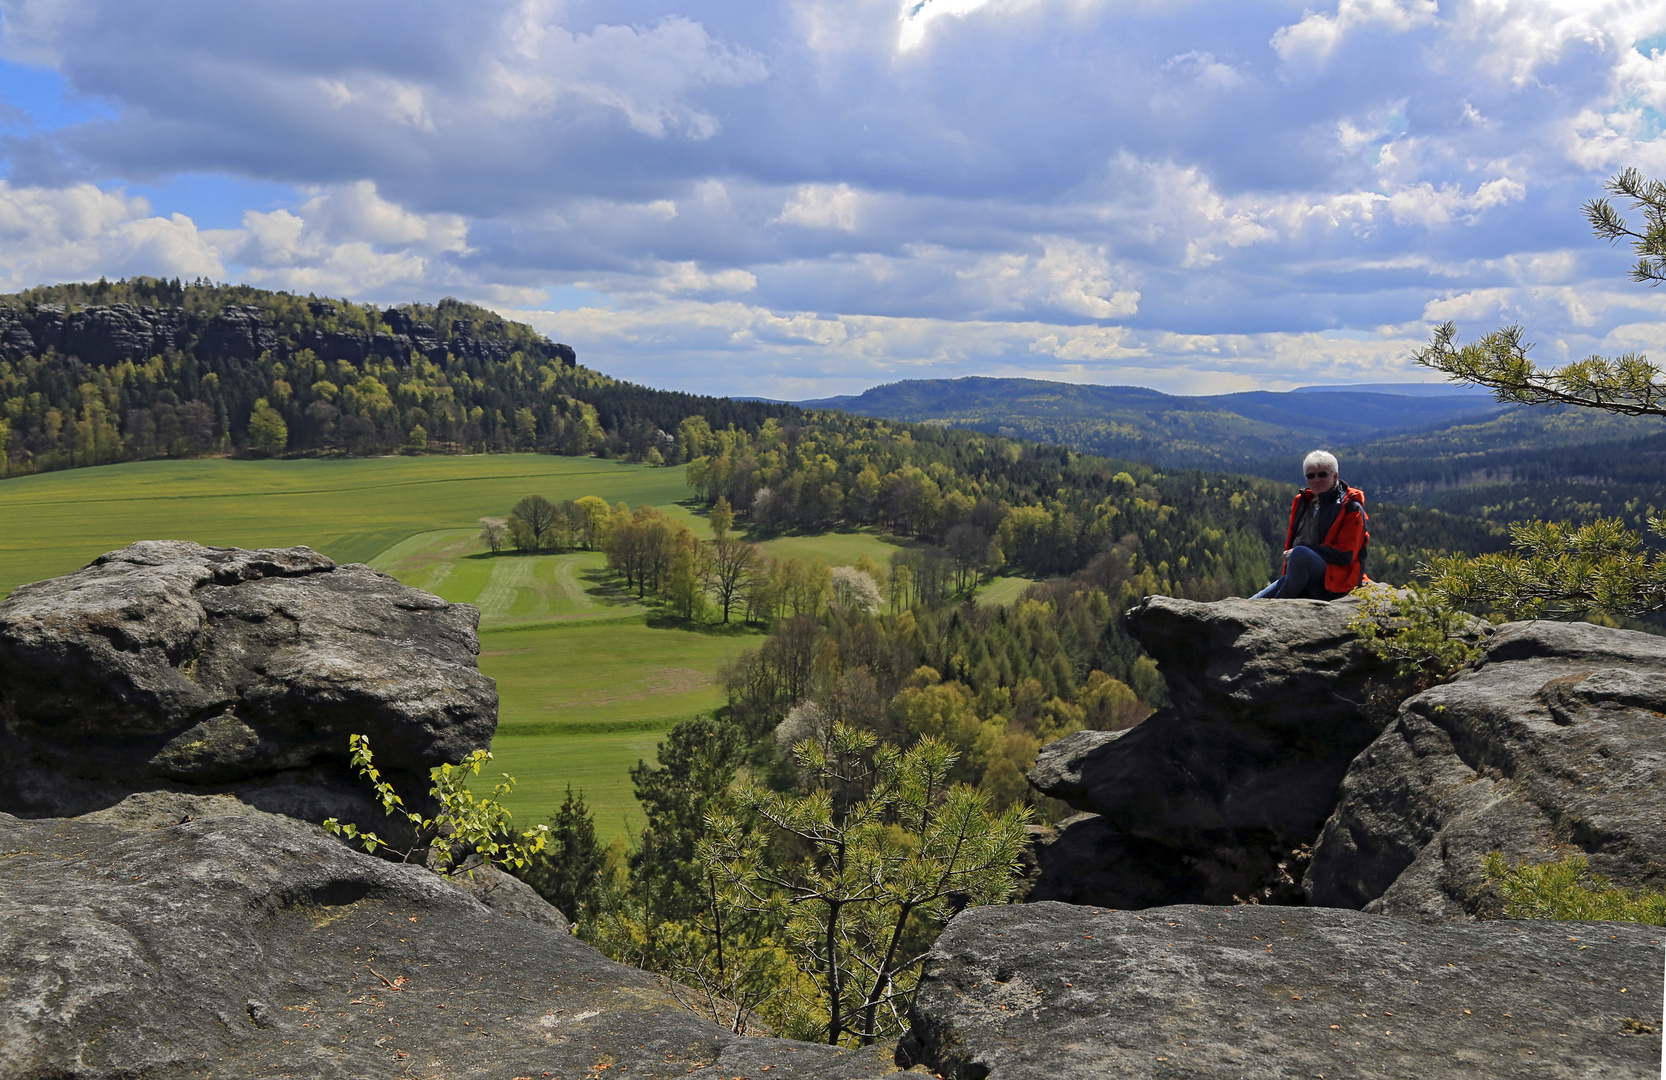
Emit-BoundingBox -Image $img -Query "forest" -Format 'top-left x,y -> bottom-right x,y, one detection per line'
0,278 -> 1608,1045
0,278 -> 800,474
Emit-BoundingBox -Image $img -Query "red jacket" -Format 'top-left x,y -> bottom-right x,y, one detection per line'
1284,484 -> 1369,595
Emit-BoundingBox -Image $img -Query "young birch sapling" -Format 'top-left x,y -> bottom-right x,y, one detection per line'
322,733 -> 549,878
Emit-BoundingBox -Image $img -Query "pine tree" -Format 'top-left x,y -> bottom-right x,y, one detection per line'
1412,169 -> 1666,619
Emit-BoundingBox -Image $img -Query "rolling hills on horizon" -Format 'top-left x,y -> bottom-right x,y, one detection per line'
797,376 -> 1507,470
798,374 -> 1666,533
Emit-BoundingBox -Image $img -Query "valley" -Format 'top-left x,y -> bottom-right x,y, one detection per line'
0,454 -> 915,834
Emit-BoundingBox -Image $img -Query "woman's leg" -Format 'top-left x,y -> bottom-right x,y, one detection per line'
1278,545 -> 1329,598
1250,577 -> 1285,599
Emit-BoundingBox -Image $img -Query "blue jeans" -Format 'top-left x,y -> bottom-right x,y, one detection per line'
1251,545 -> 1329,599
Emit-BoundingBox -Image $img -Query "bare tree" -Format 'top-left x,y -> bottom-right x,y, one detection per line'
705,536 -> 764,624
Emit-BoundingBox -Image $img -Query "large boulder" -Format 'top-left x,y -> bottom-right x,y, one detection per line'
906,901 -> 1663,1079
1025,594 -> 1429,906
1307,619 -> 1666,921
0,541 -> 496,824
0,794 -> 893,1079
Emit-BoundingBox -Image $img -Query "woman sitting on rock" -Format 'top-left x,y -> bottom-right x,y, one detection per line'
1251,450 -> 1369,600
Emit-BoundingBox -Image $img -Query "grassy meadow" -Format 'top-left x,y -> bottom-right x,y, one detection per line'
0,455 -> 693,596
0,455 -> 908,835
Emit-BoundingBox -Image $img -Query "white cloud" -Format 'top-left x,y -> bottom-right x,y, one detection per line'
0,0 -> 1662,396
772,184 -> 861,231
648,261 -> 758,295
1272,0 -> 1438,74
1161,50 -> 1244,91
1384,176 -> 1526,226
0,182 -> 223,291
493,8 -> 767,139
316,75 -> 435,132
897,0 -> 1018,52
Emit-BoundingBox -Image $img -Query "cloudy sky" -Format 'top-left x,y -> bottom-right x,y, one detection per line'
1,0 -> 1663,398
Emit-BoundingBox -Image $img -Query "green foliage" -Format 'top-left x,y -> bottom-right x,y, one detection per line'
625,715 -> 749,923
1483,852 -> 1666,925
322,733 -> 548,877
0,279 -> 800,475
583,715 -> 802,1034
1415,321 -> 1666,417
720,574 -> 1156,814
516,785 -> 608,923
1584,167 -> 1666,287
1424,516 -> 1666,620
1346,583 -> 1487,686
1408,169 -> 1666,623
703,724 -> 1032,1045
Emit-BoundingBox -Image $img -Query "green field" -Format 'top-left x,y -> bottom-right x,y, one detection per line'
974,574 -> 1040,608
368,528 -> 766,829
0,455 -> 693,598
0,456 -> 889,836
755,527 -> 908,568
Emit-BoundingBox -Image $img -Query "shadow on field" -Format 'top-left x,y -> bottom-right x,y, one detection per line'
643,612 -> 770,637
580,567 -> 642,607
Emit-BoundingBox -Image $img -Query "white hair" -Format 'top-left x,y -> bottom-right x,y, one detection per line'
1303,449 -> 1338,475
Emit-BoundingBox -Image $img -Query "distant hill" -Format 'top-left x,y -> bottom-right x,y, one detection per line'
1257,406 -> 1666,533
0,278 -> 803,475
800,374 -> 1666,533
1290,382 -> 1494,398
798,376 -> 1506,469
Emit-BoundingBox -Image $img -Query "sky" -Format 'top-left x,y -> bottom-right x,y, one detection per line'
1,0 -> 1664,399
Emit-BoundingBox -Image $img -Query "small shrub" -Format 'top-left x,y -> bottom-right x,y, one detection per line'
1483,852 -> 1666,925
323,733 -> 548,878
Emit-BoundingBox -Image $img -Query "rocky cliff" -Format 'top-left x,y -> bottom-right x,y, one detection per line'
1307,618 -> 1666,920
3,552 -> 1662,1079
0,299 -> 575,369
0,792 -> 893,1080
906,901 -> 1662,1078
1024,594 -> 1423,906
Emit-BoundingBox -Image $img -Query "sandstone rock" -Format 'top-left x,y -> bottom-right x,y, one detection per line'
1307,619 -> 1666,921
907,901 -> 1663,1079
0,541 -> 496,823
448,860 -> 573,933
202,304 -> 279,360
0,794 -> 890,1079
0,299 -> 575,370
1025,594 -> 1424,905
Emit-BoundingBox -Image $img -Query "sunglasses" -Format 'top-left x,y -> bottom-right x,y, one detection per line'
1305,470 -> 1331,479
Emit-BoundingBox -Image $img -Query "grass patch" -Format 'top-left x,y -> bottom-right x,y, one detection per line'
481,617 -> 748,731
974,574 -> 1040,608
477,615 -> 758,831
490,725 -> 682,838
752,526 -> 907,568
373,534 -> 637,629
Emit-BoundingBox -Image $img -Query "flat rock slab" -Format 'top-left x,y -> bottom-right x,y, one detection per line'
0,796 -> 893,1080
910,902 -> 1663,1079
